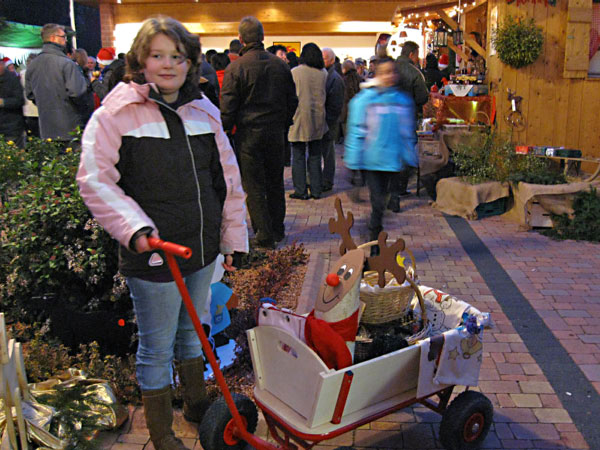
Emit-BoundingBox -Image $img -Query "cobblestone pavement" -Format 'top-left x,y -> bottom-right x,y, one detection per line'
99,144 -> 599,449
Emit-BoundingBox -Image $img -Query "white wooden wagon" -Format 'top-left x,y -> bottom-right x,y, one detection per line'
243,321 -> 492,450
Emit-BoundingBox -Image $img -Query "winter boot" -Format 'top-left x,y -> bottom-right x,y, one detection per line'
387,196 -> 401,213
142,386 -> 187,450
179,356 -> 210,423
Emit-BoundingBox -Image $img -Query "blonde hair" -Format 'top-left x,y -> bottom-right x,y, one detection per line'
124,16 -> 200,93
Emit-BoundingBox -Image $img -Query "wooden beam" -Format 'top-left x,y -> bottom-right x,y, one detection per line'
438,9 -> 487,61
437,10 -> 459,29
398,1 -> 458,16
462,0 -> 487,15
185,21 -> 389,35
114,2 -> 399,23
464,36 -> 486,58
448,36 -> 469,60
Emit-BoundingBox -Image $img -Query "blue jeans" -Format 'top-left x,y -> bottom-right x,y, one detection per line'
291,140 -> 323,197
127,260 -> 216,391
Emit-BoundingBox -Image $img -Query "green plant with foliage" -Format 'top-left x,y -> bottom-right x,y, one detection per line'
36,383 -> 109,450
0,135 -> 127,323
508,170 -> 567,185
453,130 -> 565,185
492,15 -> 544,68
543,187 -> 600,242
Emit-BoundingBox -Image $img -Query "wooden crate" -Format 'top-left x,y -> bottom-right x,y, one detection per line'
527,200 -> 554,228
418,139 -> 442,159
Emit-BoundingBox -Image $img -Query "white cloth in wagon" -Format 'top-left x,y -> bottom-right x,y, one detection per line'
412,286 -> 491,398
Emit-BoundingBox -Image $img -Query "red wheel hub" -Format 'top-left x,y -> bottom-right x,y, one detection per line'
463,412 -> 485,442
223,416 -> 248,446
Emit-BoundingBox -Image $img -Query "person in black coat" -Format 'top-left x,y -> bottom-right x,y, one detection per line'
321,47 -> 345,192
0,59 -> 25,147
220,16 -> 298,247
424,53 -> 444,91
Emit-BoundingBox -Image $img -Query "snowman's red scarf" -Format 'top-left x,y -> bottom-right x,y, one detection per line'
304,308 -> 360,370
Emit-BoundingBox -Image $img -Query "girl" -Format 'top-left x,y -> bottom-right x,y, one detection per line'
77,16 -> 248,449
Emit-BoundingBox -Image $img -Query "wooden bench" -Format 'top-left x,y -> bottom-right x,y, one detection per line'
531,154 -> 600,182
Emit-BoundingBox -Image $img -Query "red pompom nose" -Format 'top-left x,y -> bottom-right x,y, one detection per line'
326,273 -> 340,287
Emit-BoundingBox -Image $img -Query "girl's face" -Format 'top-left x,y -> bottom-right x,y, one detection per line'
377,61 -> 399,87
142,33 -> 190,102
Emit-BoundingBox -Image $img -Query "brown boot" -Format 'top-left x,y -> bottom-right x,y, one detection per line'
142,386 -> 187,450
178,356 -> 210,423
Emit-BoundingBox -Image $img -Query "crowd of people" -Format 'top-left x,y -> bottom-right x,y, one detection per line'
0,15 -> 456,450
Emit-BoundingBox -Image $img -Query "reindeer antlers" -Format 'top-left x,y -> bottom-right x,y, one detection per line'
367,231 -> 407,288
328,197 -> 357,256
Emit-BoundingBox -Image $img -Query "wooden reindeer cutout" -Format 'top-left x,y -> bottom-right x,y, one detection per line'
328,198 -> 357,256
327,197 -> 427,325
367,231 -> 407,288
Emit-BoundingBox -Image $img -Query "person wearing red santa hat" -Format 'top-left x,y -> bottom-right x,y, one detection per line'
0,57 -> 25,146
92,47 -> 125,100
1,57 -> 17,74
438,53 -> 449,71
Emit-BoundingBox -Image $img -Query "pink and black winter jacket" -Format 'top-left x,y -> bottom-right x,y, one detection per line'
77,82 -> 248,280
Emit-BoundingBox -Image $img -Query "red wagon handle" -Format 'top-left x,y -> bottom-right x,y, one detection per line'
147,238 -> 278,450
147,237 -> 192,259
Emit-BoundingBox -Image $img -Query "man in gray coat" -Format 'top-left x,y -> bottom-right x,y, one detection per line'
321,47 -> 345,192
26,23 -> 89,141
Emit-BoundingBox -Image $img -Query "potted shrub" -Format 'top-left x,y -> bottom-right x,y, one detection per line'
433,130 -> 564,220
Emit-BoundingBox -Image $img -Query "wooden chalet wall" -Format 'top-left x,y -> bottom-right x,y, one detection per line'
486,0 -> 600,166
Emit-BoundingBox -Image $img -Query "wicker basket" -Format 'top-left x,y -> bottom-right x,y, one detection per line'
357,242 -> 424,325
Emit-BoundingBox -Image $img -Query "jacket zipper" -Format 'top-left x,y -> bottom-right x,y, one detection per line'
151,98 -> 205,267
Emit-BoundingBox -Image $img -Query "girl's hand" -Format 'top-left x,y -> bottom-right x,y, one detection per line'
135,234 -> 151,253
133,228 -> 158,253
222,254 -> 236,272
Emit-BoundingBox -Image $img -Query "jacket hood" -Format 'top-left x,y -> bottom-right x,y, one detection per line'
102,81 -> 220,122
42,42 -> 68,57
240,42 -> 265,55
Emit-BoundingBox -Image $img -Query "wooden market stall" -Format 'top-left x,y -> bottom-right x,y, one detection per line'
485,0 -> 600,170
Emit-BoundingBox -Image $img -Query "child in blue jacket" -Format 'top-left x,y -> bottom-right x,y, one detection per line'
344,57 -> 417,251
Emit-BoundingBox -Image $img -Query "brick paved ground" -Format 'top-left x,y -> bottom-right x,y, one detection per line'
98,144 -> 598,449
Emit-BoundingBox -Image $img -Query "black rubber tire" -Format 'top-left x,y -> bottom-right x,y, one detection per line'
198,393 -> 259,450
439,390 -> 493,450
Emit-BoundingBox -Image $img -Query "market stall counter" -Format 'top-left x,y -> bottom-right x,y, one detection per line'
430,92 -> 495,126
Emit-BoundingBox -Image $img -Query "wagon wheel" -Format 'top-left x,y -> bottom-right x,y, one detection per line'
439,391 -> 493,450
199,393 -> 258,450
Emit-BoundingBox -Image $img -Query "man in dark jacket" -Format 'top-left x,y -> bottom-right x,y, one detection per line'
388,41 -> 428,211
26,23 -> 89,141
220,16 -> 298,248
0,58 -> 24,147
396,41 -> 429,115
321,47 -> 345,192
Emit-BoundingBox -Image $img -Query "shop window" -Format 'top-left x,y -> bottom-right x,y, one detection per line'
590,0 -> 600,77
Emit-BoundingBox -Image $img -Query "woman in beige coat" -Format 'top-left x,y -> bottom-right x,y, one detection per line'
288,43 -> 328,200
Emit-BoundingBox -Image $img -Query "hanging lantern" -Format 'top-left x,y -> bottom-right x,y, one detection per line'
453,27 -> 464,45
433,25 -> 448,48
453,0 -> 464,45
